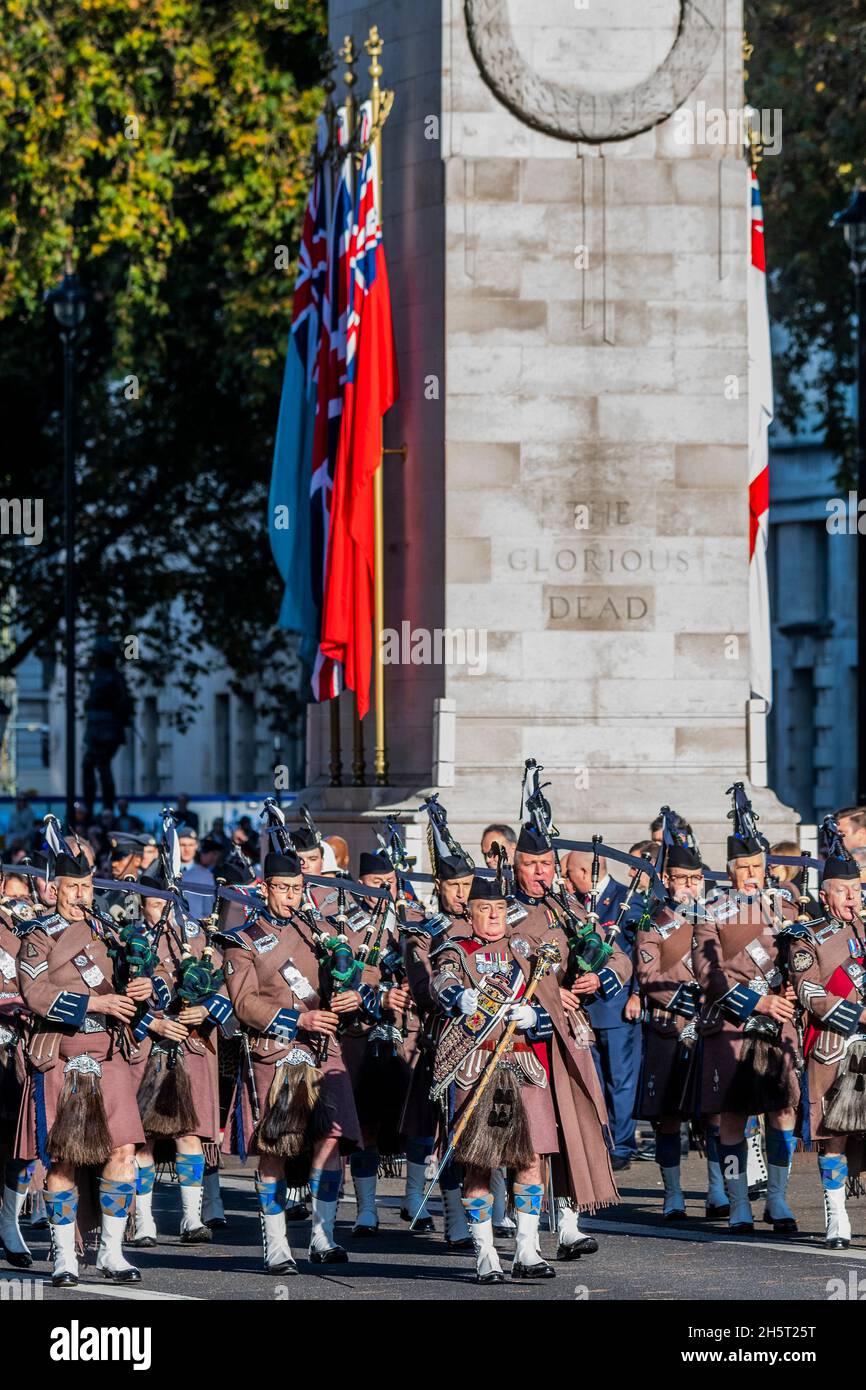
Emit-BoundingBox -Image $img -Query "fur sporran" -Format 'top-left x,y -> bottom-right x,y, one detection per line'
453,1063 -> 534,1171
726,1030 -> 795,1116
137,1047 -> 199,1137
823,1039 -> 866,1134
254,1054 -> 331,1166
47,1062 -> 112,1166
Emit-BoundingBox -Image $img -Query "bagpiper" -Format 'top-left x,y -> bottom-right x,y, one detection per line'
634,834 -> 729,1221
691,784 -> 800,1235
790,819 -> 866,1248
508,794 -> 630,1259
429,866 -> 619,1283
219,848 -> 362,1272
15,846 -> 152,1286
130,865 -> 234,1247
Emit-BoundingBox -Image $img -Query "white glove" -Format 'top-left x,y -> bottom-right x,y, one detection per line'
458,988 -> 480,1015
508,1002 -> 538,1031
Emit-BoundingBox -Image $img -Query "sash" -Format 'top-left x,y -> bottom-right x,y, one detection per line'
658,917 -> 695,974
431,955 -> 524,1100
803,963 -> 861,1059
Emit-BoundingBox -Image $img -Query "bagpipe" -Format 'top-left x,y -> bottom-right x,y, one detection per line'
131,810 -> 225,1137
520,759 -> 663,980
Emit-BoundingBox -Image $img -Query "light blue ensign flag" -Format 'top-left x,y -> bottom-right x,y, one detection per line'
268,335 -> 318,667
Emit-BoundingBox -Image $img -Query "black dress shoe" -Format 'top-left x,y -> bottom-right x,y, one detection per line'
557,1235 -> 599,1260
265,1258 -> 299,1276
2,1243 -> 33,1269
351,1223 -> 378,1238
705,1204 -> 730,1221
477,1270 -> 505,1284
100,1266 -> 142,1284
447,1236 -> 475,1251
285,1205 -> 309,1223
826,1237 -> 850,1249
205,1217 -> 228,1230
310,1244 -> 349,1264
762,1207 -> 798,1235
52,1271 -> 79,1288
511,1259 -> 556,1280
130,1235 -> 157,1248
729,1222 -> 755,1235
663,1208 -> 687,1223
180,1225 -> 212,1244
401,1208 -> 435,1234
611,1155 -> 632,1173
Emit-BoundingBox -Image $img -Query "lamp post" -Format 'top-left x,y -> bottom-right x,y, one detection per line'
831,189 -> 866,798
45,253 -> 88,825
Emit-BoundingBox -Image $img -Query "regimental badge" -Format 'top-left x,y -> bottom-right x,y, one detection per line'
640,948 -> 653,964
791,949 -> 813,973
25,943 -> 38,958
510,937 -> 530,959
252,933 -> 278,955
225,960 -> 234,976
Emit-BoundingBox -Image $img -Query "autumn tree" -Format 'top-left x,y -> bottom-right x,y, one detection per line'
0,0 -> 327,736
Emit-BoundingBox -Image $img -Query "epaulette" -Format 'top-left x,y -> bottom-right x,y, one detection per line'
212,925 -> 253,952
429,934 -> 466,963
23,910 -> 65,939
402,911 -> 450,942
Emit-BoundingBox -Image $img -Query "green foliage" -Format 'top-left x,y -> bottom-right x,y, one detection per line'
745,1 -> 866,471
0,0 -> 327,730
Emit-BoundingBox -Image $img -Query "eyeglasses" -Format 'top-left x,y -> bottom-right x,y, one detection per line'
669,874 -> 704,886
482,848 -> 499,859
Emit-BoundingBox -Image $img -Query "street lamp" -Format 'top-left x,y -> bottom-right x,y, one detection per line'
45,253 -> 89,825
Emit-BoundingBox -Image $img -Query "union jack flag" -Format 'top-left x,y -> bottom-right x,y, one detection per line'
291,114 -> 330,390
309,109 -> 353,703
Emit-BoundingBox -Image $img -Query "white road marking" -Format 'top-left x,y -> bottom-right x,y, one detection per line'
581,1216 -> 866,1259
32,1276 -> 199,1301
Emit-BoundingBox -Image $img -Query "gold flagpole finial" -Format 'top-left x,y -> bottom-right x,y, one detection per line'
340,34 -> 357,95
366,24 -> 384,94
744,108 -> 763,170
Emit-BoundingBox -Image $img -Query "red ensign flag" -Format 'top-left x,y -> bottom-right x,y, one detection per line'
320,106 -> 399,718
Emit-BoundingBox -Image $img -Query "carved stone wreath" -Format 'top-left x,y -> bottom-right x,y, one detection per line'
464,0 -> 722,144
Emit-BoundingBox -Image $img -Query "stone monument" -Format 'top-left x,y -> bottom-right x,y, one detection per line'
305,0 -> 797,869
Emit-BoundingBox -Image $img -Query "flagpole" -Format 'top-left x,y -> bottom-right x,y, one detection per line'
366,24 -> 390,787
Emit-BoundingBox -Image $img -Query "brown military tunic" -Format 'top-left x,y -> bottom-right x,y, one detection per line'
220,907 -> 361,1156
0,915 -> 28,1154
691,890 -> 800,1115
432,923 -> 618,1212
634,903 -> 701,1118
790,917 -> 866,1142
136,918 -> 232,1146
15,912 -> 146,1158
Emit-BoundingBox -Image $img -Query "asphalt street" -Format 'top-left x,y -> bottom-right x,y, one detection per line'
5,1149 -> 865,1304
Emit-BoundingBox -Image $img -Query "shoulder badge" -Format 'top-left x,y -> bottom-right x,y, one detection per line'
510,937 -> 530,959
791,948 -> 814,973
639,947 -> 653,964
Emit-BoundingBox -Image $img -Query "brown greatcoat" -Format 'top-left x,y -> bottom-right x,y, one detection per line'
691,890 -> 800,1116
790,917 -> 866,1143
432,923 -> 618,1212
135,919 -> 231,1145
634,904 -> 701,1118
220,907 -> 360,1156
15,914 -> 146,1158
